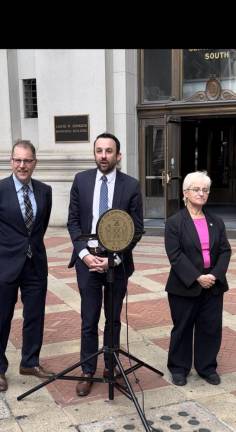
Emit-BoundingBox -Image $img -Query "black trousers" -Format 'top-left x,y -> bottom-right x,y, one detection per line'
0,258 -> 47,374
75,259 -> 128,374
167,289 -> 223,377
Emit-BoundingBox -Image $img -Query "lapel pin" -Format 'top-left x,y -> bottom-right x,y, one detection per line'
210,223 -> 213,226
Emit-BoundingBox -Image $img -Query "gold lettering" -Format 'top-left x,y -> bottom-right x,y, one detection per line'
56,125 -> 66,129
188,49 -> 208,52
72,123 -> 87,128
204,50 -> 230,60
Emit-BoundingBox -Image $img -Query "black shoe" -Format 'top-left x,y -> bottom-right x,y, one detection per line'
171,373 -> 187,386
202,372 -> 221,385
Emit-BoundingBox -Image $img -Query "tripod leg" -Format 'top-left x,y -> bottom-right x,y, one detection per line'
119,348 -> 163,376
114,353 -> 151,432
17,348 -> 104,401
108,347 -> 115,400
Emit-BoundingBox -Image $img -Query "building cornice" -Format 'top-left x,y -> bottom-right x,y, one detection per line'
0,153 -> 96,182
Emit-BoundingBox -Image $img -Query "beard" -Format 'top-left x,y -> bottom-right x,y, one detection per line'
95,159 -> 117,174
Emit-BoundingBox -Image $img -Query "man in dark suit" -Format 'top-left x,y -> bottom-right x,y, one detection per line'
0,139 -> 54,392
67,132 -> 143,397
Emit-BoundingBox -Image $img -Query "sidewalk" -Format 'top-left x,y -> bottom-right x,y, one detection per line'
1,227 -> 236,431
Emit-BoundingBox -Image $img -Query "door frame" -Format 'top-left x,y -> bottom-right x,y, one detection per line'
139,117 -> 165,218
139,115 -> 181,219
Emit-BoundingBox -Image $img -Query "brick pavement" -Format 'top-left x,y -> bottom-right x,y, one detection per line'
3,228 -> 236,431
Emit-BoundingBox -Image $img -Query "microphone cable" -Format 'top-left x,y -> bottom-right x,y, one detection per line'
121,255 -> 149,424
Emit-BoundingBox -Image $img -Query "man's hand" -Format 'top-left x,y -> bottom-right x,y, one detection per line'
83,254 -> 108,273
197,273 -> 216,289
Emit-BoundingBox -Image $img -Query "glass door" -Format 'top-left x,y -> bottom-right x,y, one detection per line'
165,116 -> 181,217
140,118 -> 165,218
140,117 -> 181,219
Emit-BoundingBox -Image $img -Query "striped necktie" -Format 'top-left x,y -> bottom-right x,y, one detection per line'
99,175 -> 108,216
22,184 -> 33,258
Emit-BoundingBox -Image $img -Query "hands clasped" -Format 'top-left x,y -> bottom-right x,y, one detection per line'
83,254 -> 108,273
197,273 -> 216,289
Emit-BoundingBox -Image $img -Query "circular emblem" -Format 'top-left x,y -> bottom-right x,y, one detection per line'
97,209 -> 135,252
205,78 -> 221,101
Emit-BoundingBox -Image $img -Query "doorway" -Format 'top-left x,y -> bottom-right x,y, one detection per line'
181,117 -> 236,206
140,117 -> 181,220
140,115 -> 236,222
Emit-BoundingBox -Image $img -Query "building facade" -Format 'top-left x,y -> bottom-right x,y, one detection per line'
0,49 -> 138,225
1,49 -> 236,225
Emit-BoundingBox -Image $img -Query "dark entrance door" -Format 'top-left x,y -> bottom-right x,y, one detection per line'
140,117 -> 181,219
181,117 -> 236,205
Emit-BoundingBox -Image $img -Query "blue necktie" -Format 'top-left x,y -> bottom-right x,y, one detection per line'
99,175 -> 108,216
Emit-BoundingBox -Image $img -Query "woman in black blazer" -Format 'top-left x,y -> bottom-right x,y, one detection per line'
164,171 -> 231,386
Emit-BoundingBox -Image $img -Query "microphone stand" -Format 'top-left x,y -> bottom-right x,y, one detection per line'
17,232 -> 163,432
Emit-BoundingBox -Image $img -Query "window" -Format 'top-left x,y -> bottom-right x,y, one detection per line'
183,49 -> 236,98
23,79 -> 38,118
143,49 -> 172,101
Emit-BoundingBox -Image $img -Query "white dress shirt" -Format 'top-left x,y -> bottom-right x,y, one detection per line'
79,168 -> 116,260
13,174 -> 37,221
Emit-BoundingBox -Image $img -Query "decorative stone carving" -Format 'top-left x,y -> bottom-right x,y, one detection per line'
185,78 -> 236,102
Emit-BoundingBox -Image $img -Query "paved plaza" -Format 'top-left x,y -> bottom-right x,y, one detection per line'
1,227 -> 236,431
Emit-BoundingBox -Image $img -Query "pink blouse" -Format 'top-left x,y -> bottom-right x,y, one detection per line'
193,218 -> 211,268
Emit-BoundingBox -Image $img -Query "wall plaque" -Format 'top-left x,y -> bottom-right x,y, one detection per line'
54,115 -> 89,142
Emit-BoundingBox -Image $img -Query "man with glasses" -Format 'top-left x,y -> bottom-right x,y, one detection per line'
0,139 -> 54,392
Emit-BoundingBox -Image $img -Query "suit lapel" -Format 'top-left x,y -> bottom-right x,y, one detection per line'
8,176 -> 28,234
31,179 -> 41,230
87,170 -> 97,229
183,207 -> 202,252
204,210 -> 216,251
183,207 -> 216,253
112,170 -> 124,208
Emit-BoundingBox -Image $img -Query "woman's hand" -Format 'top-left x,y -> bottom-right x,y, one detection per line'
197,274 -> 216,289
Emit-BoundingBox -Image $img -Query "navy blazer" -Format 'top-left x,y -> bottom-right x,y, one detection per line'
0,175 -> 52,282
164,207 -> 231,297
67,169 -> 144,277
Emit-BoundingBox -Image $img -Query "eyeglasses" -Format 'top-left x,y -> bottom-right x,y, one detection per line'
12,158 -> 35,165
187,187 -> 210,194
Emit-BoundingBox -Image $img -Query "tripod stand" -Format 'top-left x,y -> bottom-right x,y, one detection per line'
17,211 -> 163,432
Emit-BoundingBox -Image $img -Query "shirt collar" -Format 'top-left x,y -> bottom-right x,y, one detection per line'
12,174 -> 33,192
96,168 -> 116,183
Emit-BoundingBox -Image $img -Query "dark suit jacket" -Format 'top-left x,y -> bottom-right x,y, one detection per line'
164,207 -> 231,297
0,175 -> 52,282
67,169 -> 143,277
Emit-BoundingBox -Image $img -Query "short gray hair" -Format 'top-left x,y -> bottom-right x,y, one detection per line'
12,139 -> 36,158
183,171 -> 211,204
